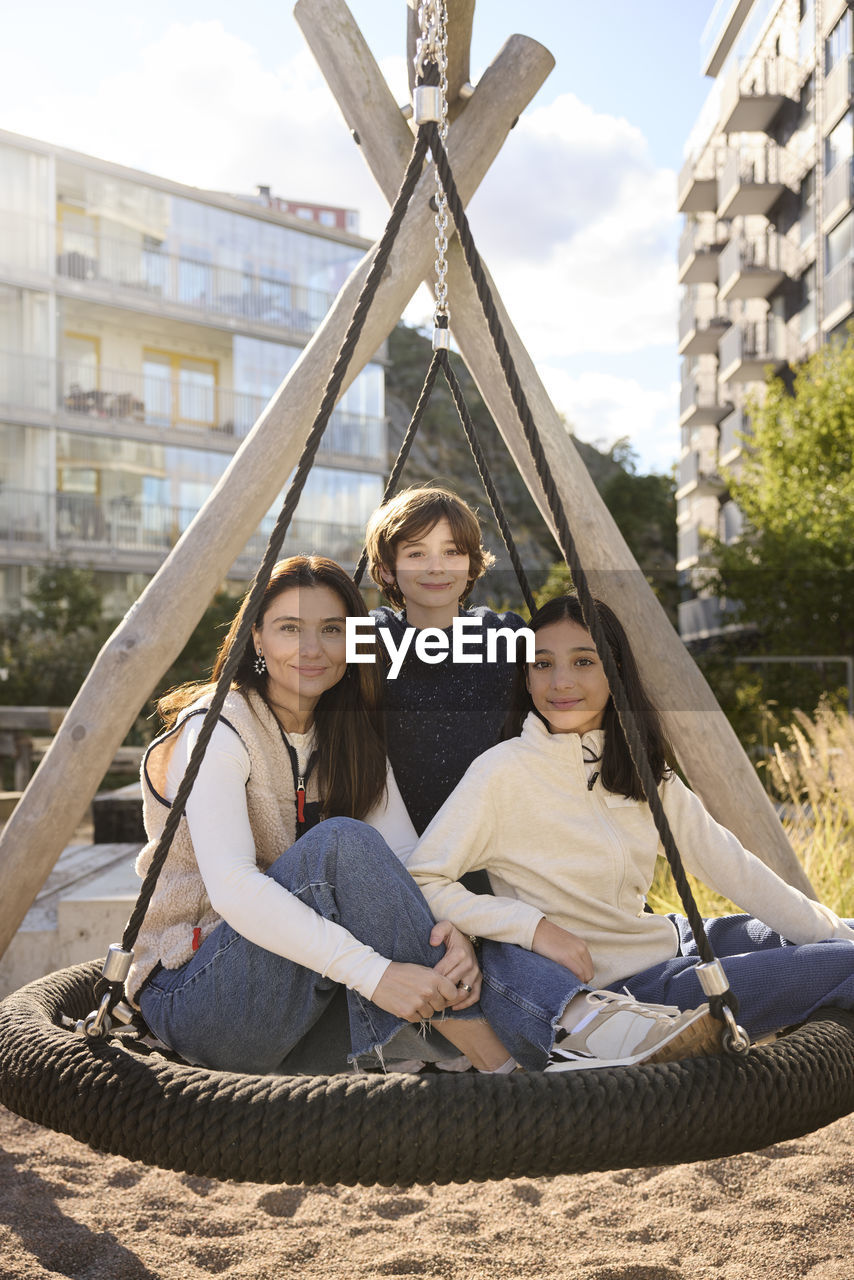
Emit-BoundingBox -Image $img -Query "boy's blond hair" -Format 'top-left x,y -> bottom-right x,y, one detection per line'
364,485 -> 495,610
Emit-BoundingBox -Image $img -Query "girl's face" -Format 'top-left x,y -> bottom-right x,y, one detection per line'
253,584 -> 348,718
526,618 -> 611,736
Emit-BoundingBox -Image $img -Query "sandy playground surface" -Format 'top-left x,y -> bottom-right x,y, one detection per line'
0,1103 -> 851,1280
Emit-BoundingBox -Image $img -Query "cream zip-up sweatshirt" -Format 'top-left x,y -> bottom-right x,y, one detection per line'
407,713 -> 854,989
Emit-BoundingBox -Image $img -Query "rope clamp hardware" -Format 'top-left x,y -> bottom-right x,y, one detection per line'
74,943 -> 135,1039
697,959 -> 751,1054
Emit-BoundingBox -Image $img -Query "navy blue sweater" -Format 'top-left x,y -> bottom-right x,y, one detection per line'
371,605 -> 528,836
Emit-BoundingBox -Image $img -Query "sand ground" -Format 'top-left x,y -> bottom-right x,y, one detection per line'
0,1104 -> 851,1280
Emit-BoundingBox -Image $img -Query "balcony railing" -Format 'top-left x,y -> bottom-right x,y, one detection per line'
0,350 -> 386,461
0,210 -> 340,335
0,486 -> 366,573
823,258 -> 854,329
719,408 -> 744,459
677,154 -> 719,214
823,53 -> 854,132
720,57 -> 796,135
677,448 -> 722,496
718,317 -> 785,382
678,291 -> 730,357
822,158 -> 854,231
679,363 -> 731,427
677,221 -> 725,285
717,232 -> 789,301
676,523 -> 701,565
717,145 -> 790,218
678,595 -> 724,641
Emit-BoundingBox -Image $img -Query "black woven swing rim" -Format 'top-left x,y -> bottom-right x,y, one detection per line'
2,961 -> 853,1186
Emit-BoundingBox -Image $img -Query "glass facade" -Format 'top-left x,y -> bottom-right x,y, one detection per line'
0,135 -> 388,610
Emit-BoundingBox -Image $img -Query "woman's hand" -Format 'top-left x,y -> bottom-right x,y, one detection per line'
371,962 -> 461,1022
430,920 -> 481,1009
532,918 -> 594,983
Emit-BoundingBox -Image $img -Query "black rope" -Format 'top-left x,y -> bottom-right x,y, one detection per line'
353,350 -> 445,586
112,129 -> 431,975
424,121 -> 733,1017
354,345 -> 536,613
436,347 -> 537,614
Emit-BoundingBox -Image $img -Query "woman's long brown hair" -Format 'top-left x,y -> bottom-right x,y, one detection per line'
503,594 -> 673,800
157,556 -> 387,820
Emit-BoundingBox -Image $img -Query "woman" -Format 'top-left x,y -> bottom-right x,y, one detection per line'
407,594 -> 854,1068
126,555 -> 515,1074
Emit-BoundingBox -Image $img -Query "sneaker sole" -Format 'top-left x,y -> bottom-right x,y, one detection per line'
644,1010 -> 726,1064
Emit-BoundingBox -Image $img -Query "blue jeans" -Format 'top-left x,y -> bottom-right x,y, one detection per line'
615,913 -> 854,1040
139,818 -> 579,1074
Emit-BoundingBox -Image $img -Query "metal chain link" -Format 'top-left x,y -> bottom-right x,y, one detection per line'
416,0 -> 450,336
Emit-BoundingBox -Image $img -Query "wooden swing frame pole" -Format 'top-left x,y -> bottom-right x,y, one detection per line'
297,0 -> 813,894
0,21 -> 555,962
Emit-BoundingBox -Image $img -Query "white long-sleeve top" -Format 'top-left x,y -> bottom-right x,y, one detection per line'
407,712 -> 854,989
159,714 -> 418,1001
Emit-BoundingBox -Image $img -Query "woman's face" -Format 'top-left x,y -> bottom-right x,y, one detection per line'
526,618 -> 611,735
253,583 -> 349,717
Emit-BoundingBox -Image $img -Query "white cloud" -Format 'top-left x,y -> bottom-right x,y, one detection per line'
539,367 -> 679,475
467,93 -> 680,359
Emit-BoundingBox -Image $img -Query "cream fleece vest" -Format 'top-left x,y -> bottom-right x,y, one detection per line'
126,688 -> 319,1003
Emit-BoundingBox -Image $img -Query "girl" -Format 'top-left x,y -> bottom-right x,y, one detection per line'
406,594 -> 854,1068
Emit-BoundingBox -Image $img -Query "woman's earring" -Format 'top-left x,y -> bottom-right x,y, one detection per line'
254,651 -> 267,675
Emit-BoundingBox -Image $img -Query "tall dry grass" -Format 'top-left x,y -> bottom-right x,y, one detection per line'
648,699 -> 854,920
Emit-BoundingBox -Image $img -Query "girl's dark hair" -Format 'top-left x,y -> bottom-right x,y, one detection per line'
504,594 -> 673,800
157,556 -> 387,820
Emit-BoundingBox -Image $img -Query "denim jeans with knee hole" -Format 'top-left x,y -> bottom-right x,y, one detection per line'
139,816 -> 582,1074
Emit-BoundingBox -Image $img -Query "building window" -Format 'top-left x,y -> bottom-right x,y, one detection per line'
826,211 -> 853,273
143,350 -> 218,428
825,111 -> 853,174
825,11 -> 852,75
800,264 -> 817,340
800,168 -> 816,244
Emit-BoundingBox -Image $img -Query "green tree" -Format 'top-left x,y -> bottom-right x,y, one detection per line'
707,331 -> 854,656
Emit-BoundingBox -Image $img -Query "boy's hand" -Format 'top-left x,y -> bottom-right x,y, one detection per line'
430,920 -> 481,1009
532,918 -> 594,983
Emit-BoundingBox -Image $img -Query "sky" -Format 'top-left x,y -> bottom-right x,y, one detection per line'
1,1 -> 715,473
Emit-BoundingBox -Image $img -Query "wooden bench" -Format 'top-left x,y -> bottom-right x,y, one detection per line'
0,707 -> 144,791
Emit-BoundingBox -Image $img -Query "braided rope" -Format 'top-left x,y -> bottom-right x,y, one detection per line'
424,124 -> 724,988
117,130 -> 430,963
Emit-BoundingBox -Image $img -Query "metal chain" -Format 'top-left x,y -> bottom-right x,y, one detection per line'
416,0 -> 450,337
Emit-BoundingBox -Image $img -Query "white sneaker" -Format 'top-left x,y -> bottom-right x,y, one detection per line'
544,990 -> 722,1072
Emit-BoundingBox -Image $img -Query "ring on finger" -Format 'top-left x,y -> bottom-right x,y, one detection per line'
458,982 -> 472,994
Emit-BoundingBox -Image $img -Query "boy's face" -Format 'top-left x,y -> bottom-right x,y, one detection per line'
384,516 -> 471,618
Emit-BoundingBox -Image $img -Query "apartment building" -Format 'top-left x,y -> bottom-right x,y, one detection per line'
0,129 -> 387,615
676,0 -> 853,641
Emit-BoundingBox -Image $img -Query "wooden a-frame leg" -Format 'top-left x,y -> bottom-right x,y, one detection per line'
297,0 -> 812,893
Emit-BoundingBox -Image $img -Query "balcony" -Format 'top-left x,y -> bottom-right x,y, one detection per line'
678,292 -> 730,357
823,0 -> 850,36
719,58 -> 796,135
0,487 -> 366,577
679,595 -> 726,642
823,54 -> 854,134
718,317 -> 785,383
822,158 -> 854,232
0,350 -> 387,463
679,364 -> 732,428
717,233 -> 788,302
719,407 -> 748,461
676,522 -> 701,568
0,211 -> 339,338
717,146 -> 788,219
822,259 -> 854,331
677,222 -> 726,285
678,154 -> 719,214
676,448 -> 724,500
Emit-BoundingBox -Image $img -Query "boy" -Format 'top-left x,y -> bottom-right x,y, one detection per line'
365,485 -> 528,838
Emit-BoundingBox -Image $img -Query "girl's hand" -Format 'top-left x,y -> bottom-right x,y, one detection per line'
430,920 -> 481,1009
532,919 -> 594,983
371,962 -> 461,1021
